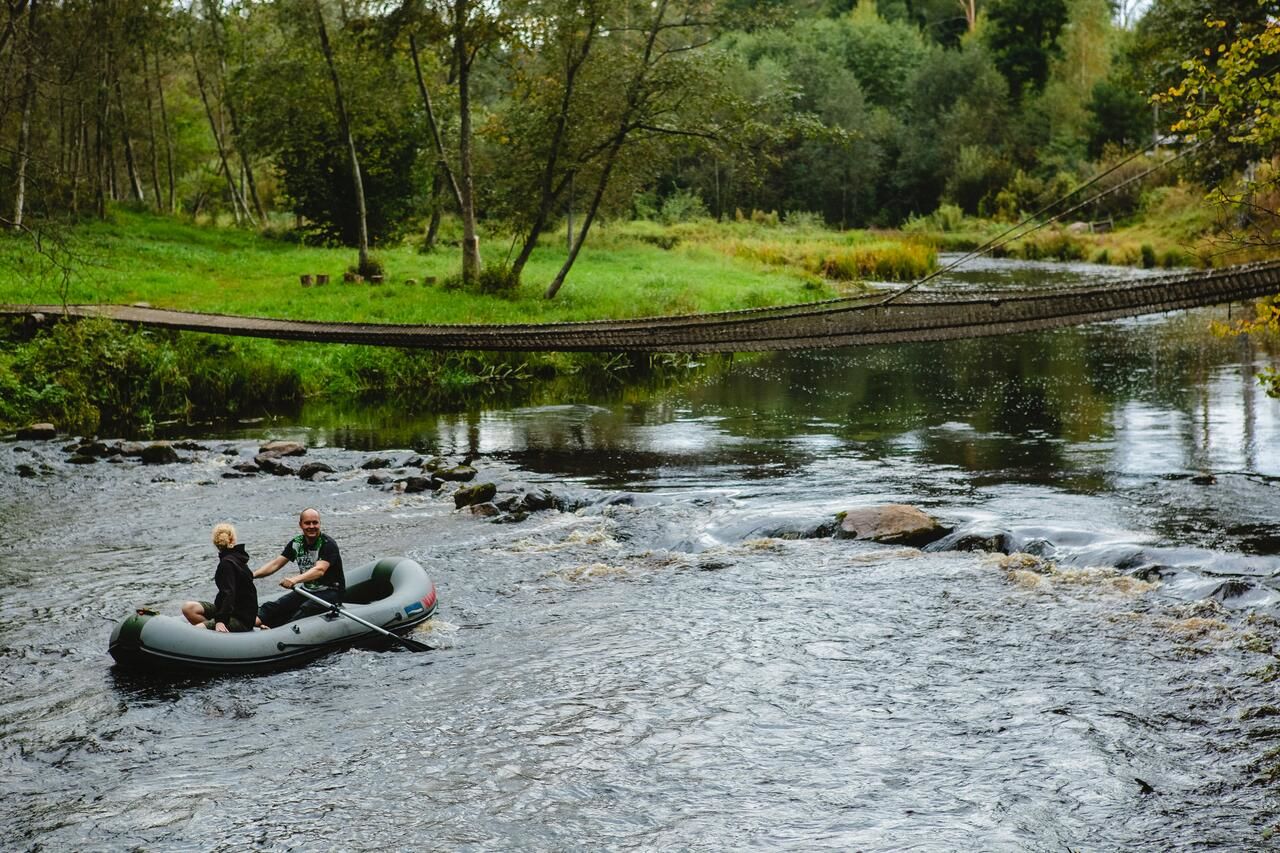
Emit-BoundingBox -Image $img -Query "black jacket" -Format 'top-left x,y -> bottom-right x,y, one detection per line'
213,543 -> 258,630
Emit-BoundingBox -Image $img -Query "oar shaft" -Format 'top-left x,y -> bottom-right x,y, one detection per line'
291,585 -> 431,651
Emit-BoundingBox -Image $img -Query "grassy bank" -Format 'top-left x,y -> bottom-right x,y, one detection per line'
0,210 -> 941,435
904,189 -> 1280,270
3,199 -> 1267,437
0,210 -> 923,324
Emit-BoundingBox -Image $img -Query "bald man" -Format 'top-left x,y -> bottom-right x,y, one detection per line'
254,508 -> 346,628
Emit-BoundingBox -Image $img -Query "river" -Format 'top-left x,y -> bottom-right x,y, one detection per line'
2,258 -> 1279,851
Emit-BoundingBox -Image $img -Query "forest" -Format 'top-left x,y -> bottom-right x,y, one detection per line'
0,0 -> 1277,295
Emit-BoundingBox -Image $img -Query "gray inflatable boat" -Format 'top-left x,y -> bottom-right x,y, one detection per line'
109,556 -> 438,673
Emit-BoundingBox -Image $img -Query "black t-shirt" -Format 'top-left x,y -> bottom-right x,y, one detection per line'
282,533 -> 345,592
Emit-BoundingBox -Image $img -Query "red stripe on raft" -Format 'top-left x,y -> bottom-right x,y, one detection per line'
420,586 -> 437,610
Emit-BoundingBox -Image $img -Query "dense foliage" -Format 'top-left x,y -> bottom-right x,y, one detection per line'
0,0 -> 1272,291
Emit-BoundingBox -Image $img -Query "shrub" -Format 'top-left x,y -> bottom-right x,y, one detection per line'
903,203 -> 966,234
1016,230 -> 1086,262
356,255 -> 385,279
813,242 -> 935,282
659,189 -> 709,224
1140,244 -> 1157,268
11,319 -> 190,434
477,264 -> 520,295
783,210 -> 827,230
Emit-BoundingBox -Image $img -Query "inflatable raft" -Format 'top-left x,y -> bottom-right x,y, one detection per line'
109,555 -> 438,673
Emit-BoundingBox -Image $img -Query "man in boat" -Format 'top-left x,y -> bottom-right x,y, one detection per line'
253,508 -> 346,628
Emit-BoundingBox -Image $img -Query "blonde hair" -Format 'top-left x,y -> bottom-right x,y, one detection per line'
212,522 -> 236,550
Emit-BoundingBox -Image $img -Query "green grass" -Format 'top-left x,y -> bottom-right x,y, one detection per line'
0,209 -> 900,324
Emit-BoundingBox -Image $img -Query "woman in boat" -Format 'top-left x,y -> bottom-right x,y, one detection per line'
180,523 -> 258,632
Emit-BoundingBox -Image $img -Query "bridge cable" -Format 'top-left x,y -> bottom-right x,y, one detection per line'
877,134 -> 1215,305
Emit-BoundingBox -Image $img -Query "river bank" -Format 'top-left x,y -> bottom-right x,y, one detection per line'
2,209 -> 1274,437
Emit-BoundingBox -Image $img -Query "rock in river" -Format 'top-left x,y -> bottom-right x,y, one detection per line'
454,482 -> 497,509
836,504 -> 946,546
16,423 -> 56,441
140,443 -> 181,465
259,440 -> 306,457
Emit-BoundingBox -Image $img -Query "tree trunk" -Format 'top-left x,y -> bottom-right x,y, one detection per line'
203,0 -> 266,225
454,0 -> 481,282
71,101 -> 86,214
409,35 -> 463,212
424,171 -> 443,251
115,78 -> 146,202
510,15 -> 598,281
141,43 -> 163,212
153,46 -> 176,213
227,97 -> 265,225
95,54 -> 109,219
545,0 -> 669,298
190,35 -> 246,223
0,0 -> 29,57
314,0 -> 369,271
545,136 -> 622,299
11,0 -> 37,229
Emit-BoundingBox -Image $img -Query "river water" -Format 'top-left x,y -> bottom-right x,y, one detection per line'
2,258 -> 1279,851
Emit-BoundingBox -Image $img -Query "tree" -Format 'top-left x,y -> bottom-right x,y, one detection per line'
539,0 -> 730,298
1085,79 -> 1152,157
240,1 -> 424,247
1159,15 -> 1280,249
1130,0 -> 1276,95
312,0 -> 371,272
983,0 -> 1068,101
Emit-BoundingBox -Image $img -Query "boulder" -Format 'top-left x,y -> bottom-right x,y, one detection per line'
233,461 -> 260,474
836,504 -> 946,546
117,441 -> 148,457
402,476 -> 440,494
16,463 -> 38,478
69,440 -> 112,458
67,454 -> 98,464
140,443 -> 180,465
519,487 -> 557,512
16,423 -> 56,441
259,440 -> 306,457
454,482 -> 497,509
367,472 -> 393,486
361,457 -> 393,470
469,502 -> 501,518
254,454 -> 295,476
440,464 -> 478,482
494,510 -> 530,524
297,462 -> 336,481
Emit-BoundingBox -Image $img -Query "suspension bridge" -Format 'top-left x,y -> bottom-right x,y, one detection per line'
3,259 -> 1278,353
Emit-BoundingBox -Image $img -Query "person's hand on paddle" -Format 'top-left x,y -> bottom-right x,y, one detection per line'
281,575 -> 301,590
215,621 -> 230,633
